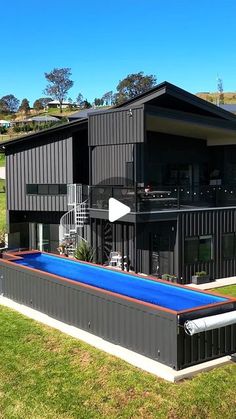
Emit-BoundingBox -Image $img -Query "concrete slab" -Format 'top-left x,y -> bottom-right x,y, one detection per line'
0,295 -> 234,382
187,276 -> 236,290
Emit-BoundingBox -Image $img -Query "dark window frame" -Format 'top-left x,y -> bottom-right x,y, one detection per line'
184,235 -> 213,264
222,233 -> 235,259
26,184 -> 67,196
26,184 -> 38,194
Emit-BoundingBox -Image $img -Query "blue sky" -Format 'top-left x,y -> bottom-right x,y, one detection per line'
1,0 -> 236,105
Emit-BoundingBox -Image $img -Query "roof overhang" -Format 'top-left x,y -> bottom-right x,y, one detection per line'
115,81 -> 236,123
0,118 -> 88,153
146,105 -> 236,146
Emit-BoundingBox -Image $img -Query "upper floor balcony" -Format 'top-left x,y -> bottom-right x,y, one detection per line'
89,183 -> 236,213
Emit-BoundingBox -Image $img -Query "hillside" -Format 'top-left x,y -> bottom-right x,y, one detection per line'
196,91 -> 236,104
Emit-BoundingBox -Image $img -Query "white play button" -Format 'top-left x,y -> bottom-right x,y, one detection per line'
108,198 -> 131,222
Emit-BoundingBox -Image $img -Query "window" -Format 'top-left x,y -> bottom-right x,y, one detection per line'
185,236 -> 213,264
26,184 -> 38,194
38,185 -> 49,195
49,185 -> 59,195
26,184 -> 67,195
59,184 -> 67,194
222,234 -> 235,259
125,162 -> 134,186
199,236 -> 212,262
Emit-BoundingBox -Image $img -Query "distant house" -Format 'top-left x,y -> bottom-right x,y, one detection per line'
68,108 -> 106,121
12,116 -> 60,126
46,100 -> 71,109
28,116 -> 60,123
220,104 -> 236,114
0,119 -> 11,128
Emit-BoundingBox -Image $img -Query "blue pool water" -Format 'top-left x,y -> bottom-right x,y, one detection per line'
14,253 -> 227,311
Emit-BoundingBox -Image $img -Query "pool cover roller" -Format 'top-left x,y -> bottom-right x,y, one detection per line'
184,310 -> 236,335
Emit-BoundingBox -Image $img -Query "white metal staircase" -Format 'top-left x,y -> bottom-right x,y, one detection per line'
59,184 -> 89,254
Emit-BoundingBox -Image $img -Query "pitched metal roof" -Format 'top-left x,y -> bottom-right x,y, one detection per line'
219,104 -> 236,113
0,118 -> 88,151
114,81 -> 236,122
68,107 -> 110,121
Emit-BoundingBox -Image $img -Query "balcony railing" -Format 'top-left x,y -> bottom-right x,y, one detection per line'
89,184 -> 236,212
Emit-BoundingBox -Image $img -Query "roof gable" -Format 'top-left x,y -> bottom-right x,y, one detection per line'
115,81 -> 236,122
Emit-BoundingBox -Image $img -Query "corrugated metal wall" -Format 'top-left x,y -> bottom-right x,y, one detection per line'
179,208 -> 236,282
6,136 -> 73,212
89,107 -> 144,146
178,303 -> 236,369
91,144 -> 134,185
2,259 -> 236,369
0,261 -> 178,369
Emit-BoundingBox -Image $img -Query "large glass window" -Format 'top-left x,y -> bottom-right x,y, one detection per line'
185,236 -> 213,264
199,236 -> 212,262
222,234 -> 235,259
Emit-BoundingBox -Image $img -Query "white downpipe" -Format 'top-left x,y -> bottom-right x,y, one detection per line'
38,223 -> 43,251
184,311 -> 236,336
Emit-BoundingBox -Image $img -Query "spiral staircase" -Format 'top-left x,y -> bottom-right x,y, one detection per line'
59,184 -> 89,255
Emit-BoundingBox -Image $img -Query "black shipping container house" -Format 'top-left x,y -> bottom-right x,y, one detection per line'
2,81 -> 236,283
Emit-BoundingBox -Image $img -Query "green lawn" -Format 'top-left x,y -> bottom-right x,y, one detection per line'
0,153 -> 5,166
0,304 -> 236,418
212,285 -> 236,298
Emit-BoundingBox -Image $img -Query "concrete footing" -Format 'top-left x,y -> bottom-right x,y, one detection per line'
0,295 -> 234,382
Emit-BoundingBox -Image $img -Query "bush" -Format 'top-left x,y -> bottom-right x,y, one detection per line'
0,126 -> 7,134
0,227 -> 6,246
13,125 -> 22,133
195,271 -> 207,277
161,273 -> 177,282
74,240 -> 94,262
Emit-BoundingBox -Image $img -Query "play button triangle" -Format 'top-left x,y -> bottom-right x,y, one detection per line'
108,198 -> 131,222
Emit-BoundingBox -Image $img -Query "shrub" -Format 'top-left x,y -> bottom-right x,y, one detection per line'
195,271 -> 207,276
74,240 -> 94,262
0,126 -> 7,134
0,227 -> 6,246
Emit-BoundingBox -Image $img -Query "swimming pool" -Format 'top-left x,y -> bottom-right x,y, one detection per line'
1,251 -> 236,370
13,252 -> 226,312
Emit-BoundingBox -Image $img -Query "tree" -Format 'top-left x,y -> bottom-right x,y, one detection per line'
76,93 -> 84,107
19,98 -> 30,115
44,67 -> 73,113
102,91 -> 114,106
115,72 -> 157,104
217,77 -> 224,105
33,99 -> 44,111
0,94 -> 19,113
94,98 -> 104,106
33,97 -> 52,111
82,99 -> 92,109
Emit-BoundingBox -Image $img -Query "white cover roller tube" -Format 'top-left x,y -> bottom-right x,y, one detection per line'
184,311 -> 236,336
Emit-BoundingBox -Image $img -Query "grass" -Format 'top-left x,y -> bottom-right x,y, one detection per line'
0,154 -> 5,166
212,284 -> 236,298
0,299 -> 236,418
